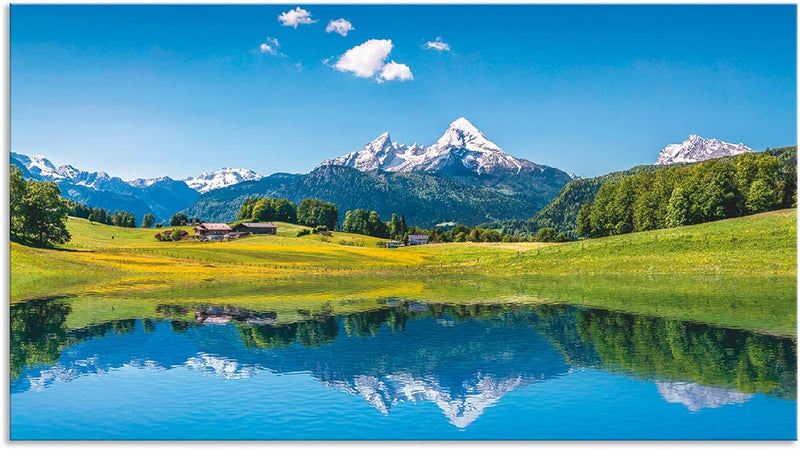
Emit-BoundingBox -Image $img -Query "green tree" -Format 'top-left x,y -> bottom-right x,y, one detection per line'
534,227 -> 558,242
388,213 -> 401,239
343,210 -> 354,233
272,198 -> 297,223
777,160 -> 797,209
745,178 -> 777,213
297,199 -> 339,230
588,182 -> 617,237
237,198 -> 258,221
171,228 -> 182,241
141,213 -> 156,228
251,198 -> 272,222
665,188 -> 690,228
576,202 -> 592,237
17,179 -> 71,246
367,211 -> 388,238
169,213 -> 188,226
10,166 -> 27,238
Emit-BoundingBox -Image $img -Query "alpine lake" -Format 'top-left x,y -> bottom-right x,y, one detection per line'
10,290 -> 796,440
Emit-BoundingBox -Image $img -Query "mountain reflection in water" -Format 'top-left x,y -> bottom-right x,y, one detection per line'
10,298 -> 797,430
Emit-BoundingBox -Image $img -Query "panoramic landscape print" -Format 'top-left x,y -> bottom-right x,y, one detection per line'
9,4 -> 797,441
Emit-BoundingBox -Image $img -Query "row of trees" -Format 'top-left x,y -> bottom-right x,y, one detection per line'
10,166 -> 71,246
237,198 -> 296,223
340,208 -> 567,243
65,199 -> 142,228
577,153 -> 796,238
342,210 -> 407,239
237,197 -> 339,230
88,209 -> 137,228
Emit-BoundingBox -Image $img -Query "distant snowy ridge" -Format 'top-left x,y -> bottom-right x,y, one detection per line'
319,117 -> 545,176
11,152 -> 131,191
655,134 -> 753,165
11,152 -> 263,194
183,168 -> 263,194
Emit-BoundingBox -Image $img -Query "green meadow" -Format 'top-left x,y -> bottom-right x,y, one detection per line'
10,209 -> 797,337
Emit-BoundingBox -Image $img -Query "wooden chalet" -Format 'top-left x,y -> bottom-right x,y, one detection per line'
194,223 -> 232,236
232,222 -> 278,235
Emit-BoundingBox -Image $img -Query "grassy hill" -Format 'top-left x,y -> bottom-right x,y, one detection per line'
10,210 -> 796,336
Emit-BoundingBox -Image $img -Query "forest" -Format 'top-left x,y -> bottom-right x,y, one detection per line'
577,151 -> 796,237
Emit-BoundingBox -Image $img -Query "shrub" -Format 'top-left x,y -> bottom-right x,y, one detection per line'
296,229 -> 310,237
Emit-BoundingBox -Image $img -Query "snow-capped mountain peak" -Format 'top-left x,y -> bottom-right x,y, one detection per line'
435,117 -> 502,153
319,117 -> 541,176
183,168 -> 263,194
56,164 -> 82,180
655,134 -> 753,165
28,154 -> 62,178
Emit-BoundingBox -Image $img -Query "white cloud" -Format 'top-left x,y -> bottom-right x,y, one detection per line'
326,18 -> 354,37
380,61 -> 413,82
333,39 -> 413,82
259,37 -> 280,55
334,39 -> 394,78
424,37 -> 451,52
278,7 -> 316,28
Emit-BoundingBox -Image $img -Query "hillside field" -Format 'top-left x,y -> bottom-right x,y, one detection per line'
10,209 -> 797,336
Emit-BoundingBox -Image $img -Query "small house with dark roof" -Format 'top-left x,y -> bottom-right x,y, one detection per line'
232,222 -> 277,235
407,234 -> 429,245
194,223 -> 232,236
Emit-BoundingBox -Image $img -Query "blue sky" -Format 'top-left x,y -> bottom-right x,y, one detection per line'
10,4 -> 797,180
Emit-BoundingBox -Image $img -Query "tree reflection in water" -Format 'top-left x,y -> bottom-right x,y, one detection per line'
10,298 -> 797,402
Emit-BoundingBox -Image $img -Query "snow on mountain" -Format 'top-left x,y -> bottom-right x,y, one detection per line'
319,117 -> 541,176
655,134 -> 753,165
656,381 -> 752,412
12,152 -> 263,194
182,168 -> 263,194
128,176 -> 171,188
24,153 -> 63,179
324,371 -> 537,429
11,152 -> 119,189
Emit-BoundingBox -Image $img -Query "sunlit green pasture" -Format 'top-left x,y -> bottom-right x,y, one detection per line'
10,210 -> 796,336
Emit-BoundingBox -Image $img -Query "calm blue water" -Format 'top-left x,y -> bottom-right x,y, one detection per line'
10,300 -> 797,440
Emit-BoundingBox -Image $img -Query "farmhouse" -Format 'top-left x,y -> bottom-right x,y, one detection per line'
194,223 -> 232,236
232,222 -> 278,235
407,234 -> 429,245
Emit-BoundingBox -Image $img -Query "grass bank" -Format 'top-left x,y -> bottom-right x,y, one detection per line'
10,209 -> 796,336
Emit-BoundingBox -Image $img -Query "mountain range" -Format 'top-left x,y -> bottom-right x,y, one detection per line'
11,119 -> 765,228
655,134 -> 753,165
10,152 -> 261,223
